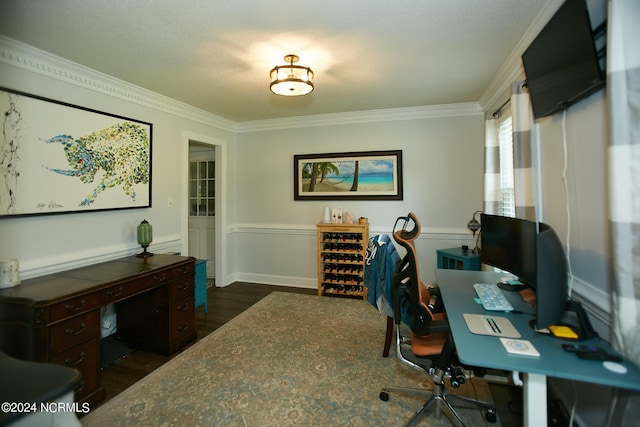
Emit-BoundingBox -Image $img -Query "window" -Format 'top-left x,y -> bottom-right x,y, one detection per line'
189,161 -> 215,216
497,116 -> 515,217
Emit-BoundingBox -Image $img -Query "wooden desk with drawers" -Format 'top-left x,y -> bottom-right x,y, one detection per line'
0,254 -> 197,407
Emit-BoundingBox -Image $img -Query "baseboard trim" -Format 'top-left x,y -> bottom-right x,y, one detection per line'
234,273 -> 316,290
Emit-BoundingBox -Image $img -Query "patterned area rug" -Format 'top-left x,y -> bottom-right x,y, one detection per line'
83,292 -> 499,426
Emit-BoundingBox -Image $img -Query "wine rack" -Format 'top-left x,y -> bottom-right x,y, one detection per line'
317,222 -> 368,299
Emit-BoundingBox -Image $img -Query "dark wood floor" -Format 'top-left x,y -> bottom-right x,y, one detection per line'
97,282 -> 316,408
96,282 -> 522,426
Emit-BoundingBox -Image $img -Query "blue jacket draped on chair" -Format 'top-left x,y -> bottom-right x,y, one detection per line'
364,234 -> 411,324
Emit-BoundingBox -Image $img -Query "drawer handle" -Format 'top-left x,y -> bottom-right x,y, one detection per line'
153,273 -> 168,282
64,351 -> 86,366
65,322 -> 87,336
177,322 -> 190,332
106,286 -> 125,298
177,266 -> 191,274
65,299 -> 86,313
178,282 -> 190,291
177,302 -> 191,311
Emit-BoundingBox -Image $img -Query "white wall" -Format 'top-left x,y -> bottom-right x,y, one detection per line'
0,37 -> 483,288
232,111 -> 486,287
0,2 -> 630,423
478,0 -> 622,422
2,27 -> 613,303
537,90 -> 612,329
536,88 -> 617,427
527,4 -> 618,424
0,38 -> 235,280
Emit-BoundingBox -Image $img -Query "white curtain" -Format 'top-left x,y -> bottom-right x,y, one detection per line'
605,0 -> 640,424
482,81 -> 535,221
607,0 -> 640,368
511,81 -> 535,221
483,110 -> 501,215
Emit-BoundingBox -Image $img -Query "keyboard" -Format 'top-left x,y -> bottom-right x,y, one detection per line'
473,283 -> 514,312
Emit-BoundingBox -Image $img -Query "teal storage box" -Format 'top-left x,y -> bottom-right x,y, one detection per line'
436,247 -> 481,271
195,259 -> 208,313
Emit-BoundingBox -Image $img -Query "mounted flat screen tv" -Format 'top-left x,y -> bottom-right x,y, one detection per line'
522,0 -> 605,119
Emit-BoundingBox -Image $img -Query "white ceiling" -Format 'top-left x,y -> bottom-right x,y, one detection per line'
0,0 -> 551,122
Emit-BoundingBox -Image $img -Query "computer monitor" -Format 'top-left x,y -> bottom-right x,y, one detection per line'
480,214 -> 569,330
535,222 -> 569,330
480,214 -> 537,289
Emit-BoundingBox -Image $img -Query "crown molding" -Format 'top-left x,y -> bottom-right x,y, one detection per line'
234,102 -> 483,133
1,35 -> 483,134
478,0 -> 565,111
0,35 -> 236,132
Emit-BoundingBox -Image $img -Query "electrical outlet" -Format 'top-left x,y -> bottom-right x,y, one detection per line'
167,196 -> 174,208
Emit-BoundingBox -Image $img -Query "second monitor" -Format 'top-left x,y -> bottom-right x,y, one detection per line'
480,214 -> 568,331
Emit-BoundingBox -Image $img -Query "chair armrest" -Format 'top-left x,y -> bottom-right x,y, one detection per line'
423,286 -> 444,313
427,286 -> 441,297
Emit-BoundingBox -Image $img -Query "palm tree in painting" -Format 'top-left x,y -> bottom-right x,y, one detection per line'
318,162 -> 339,183
306,162 -> 319,191
302,162 -> 312,178
303,161 -> 342,192
350,160 -> 359,191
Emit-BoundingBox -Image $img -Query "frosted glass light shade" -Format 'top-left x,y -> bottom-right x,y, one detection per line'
269,55 -> 314,96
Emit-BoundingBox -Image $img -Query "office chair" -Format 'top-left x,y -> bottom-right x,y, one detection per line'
364,231 -> 444,358
380,213 -> 496,426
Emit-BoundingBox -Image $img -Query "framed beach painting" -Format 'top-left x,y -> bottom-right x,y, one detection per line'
294,150 -> 403,201
0,87 -> 152,218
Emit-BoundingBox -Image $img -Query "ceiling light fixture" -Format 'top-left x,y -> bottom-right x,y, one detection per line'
269,54 -> 314,96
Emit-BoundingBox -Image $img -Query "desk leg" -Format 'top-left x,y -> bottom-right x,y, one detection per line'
523,373 -> 547,427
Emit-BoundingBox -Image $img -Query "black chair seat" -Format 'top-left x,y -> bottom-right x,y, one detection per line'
0,352 -> 82,426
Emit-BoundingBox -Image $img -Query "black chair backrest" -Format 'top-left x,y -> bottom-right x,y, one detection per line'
392,213 -> 434,336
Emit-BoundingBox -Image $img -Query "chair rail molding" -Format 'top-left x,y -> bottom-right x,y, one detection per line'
20,235 -> 182,280
232,223 -> 474,241
570,276 -> 611,326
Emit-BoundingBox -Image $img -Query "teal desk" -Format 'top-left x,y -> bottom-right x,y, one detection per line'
435,269 -> 640,427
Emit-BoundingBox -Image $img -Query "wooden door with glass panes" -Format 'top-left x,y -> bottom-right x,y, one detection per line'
188,150 -> 215,276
